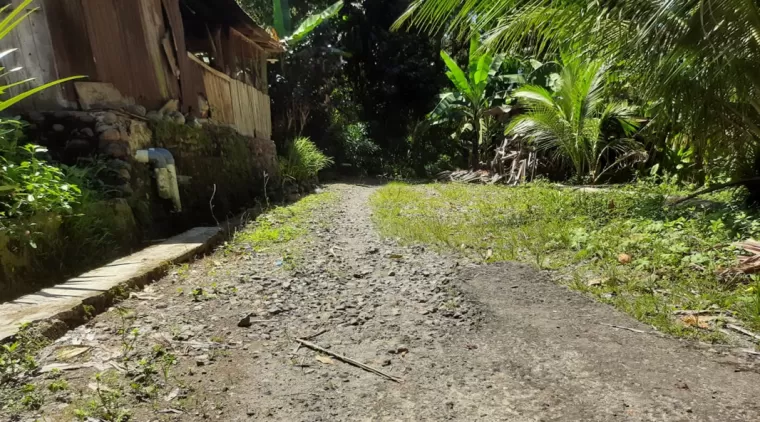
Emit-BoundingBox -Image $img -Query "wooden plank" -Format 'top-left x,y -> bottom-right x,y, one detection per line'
262,92 -> 271,139
161,0 -> 194,113
229,79 -> 245,134
80,0 -> 169,109
230,27 -> 265,53
247,83 -> 258,137
162,35 -> 180,78
252,85 -> 261,138
201,66 -> 234,125
188,52 -> 231,81
43,0 -> 96,105
135,0 -> 180,100
140,0 -> 179,100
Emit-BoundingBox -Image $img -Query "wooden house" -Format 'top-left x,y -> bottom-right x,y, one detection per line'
0,0 -> 282,140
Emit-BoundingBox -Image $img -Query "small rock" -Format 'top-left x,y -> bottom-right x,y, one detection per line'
116,183 -> 133,196
119,128 -> 131,142
107,159 -> 132,171
169,111 -> 186,124
125,104 -> 147,117
388,345 -> 408,354
238,315 -> 253,328
80,127 -> 95,138
99,128 -> 121,143
102,112 -> 118,125
28,111 -> 45,122
102,142 -> 128,158
195,355 -> 209,366
117,168 -> 131,181
65,139 -> 90,150
146,110 -> 163,121
52,123 -> 65,132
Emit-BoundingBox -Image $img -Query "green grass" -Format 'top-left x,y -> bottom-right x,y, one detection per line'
231,191 -> 337,253
371,181 -> 760,341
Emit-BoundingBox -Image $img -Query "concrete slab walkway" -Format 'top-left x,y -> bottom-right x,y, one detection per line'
0,226 -> 220,341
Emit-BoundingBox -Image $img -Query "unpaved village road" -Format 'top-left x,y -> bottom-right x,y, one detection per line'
12,183 -> 760,421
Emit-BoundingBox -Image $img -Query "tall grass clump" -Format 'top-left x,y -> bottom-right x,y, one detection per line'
279,137 -> 334,184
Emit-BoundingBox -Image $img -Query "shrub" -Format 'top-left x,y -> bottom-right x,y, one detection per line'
342,122 -> 381,173
0,121 -> 81,244
279,137 -> 334,184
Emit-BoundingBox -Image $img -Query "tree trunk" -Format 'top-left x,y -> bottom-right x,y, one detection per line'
471,119 -> 481,170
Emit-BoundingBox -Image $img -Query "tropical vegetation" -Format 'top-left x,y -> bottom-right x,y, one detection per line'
431,34 -> 509,169
392,0 -> 760,187
506,56 -> 644,183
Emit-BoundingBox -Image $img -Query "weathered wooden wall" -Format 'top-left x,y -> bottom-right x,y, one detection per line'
230,79 -> 271,139
161,0 -> 196,115
0,0 -> 70,110
0,0 -> 273,140
79,0 -> 179,110
188,54 -> 235,125
43,0 -> 96,105
0,0 -> 182,111
188,54 -> 271,139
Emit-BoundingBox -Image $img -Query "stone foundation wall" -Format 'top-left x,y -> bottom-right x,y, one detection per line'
1,110 -> 279,299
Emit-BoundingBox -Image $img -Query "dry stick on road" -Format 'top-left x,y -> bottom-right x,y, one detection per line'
598,323 -> 651,334
727,324 -> 760,341
295,338 -> 402,383
292,329 -> 330,355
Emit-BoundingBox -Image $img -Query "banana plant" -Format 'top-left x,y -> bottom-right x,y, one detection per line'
273,0 -> 344,47
429,34 -> 512,169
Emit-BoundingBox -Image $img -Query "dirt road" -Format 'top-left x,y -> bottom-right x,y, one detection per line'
9,183 -> 760,421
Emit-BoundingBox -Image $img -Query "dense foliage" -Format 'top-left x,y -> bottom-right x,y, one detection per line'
393,0 -> 760,186
242,0 -> 450,176
506,57 -> 644,183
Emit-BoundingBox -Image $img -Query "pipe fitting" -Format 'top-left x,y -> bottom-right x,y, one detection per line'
135,148 -> 182,212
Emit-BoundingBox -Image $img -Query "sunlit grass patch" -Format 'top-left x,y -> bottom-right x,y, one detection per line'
232,191 -> 337,252
371,181 -> 760,341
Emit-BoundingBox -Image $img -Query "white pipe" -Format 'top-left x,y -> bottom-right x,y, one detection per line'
135,148 -> 182,212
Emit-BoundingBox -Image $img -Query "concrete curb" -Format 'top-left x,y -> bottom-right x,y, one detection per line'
0,226 -> 224,343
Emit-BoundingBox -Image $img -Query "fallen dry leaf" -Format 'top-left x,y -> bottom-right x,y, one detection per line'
679,315 -> 709,329
587,278 -> 607,287
735,239 -> 760,274
315,355 -> 334,365
164,387 -> 180,402
618,253 -> 632,265
56,346 -> 91,361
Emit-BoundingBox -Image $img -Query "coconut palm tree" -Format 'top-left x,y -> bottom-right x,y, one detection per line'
393,0 -> 760,183
507,57 -> 644,184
